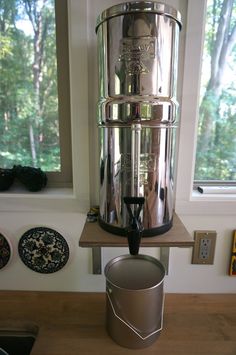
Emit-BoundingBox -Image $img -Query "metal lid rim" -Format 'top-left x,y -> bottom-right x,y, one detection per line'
96,1 -> 182,32
104,254 -> 165,291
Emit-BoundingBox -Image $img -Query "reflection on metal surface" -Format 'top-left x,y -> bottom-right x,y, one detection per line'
96,1 -> 182,32
96,6 -> 181,125
96,1 -> 181,236
99,126 -> 176,235
131,124 -> 141,197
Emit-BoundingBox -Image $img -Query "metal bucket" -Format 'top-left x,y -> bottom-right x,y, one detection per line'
105,254 -> 165,349
96,1 -> 182,237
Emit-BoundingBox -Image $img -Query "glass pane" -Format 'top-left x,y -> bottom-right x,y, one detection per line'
194,0 -> 236,181
0,0 -> 60,172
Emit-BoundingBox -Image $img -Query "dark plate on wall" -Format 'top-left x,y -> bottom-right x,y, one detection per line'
18,227 -> 69,274
0,233 -> 12,270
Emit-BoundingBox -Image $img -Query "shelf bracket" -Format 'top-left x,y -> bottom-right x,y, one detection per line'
92,247 -> 102,274
160,247 -> 170,275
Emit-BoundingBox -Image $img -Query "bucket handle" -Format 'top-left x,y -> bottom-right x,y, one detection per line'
106,290 -> 164,340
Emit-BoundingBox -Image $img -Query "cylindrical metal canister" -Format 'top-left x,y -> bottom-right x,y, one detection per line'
96,2 -> 181,236
105,254 -> 165,349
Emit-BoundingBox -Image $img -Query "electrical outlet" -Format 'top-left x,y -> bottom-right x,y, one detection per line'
192,230 -> 217,264
199,238 -> 212,260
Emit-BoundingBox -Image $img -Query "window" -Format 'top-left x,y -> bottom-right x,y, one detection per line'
194,0 -> 236,184
0,0 -> 72,187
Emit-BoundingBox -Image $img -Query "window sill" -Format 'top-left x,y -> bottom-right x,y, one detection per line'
176,190 -> 236,216
0,187 -> 88,213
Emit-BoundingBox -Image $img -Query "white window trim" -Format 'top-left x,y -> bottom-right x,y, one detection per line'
175,0 -> 236,216
0,0 -> 90,213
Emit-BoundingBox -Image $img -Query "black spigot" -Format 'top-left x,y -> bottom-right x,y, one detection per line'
124,197 -> 145,255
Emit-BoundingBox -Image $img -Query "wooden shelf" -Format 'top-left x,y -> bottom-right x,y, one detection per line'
79,213 -> 194,248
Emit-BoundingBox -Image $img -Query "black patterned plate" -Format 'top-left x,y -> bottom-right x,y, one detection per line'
18,227 -> 69,274
0,232 -> 12,270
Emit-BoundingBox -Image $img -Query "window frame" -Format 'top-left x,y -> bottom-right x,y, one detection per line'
175,0 -> 236,215
0,0 -> 90,213
47,0 -> 72,187
0,0 -> 72,188
192,0 -> 236,187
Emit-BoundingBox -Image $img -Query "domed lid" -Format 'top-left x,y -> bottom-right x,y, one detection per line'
96,1 -> 182,32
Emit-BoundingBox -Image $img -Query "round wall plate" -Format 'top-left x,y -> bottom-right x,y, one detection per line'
18,227 -> 69,274
0,232 -> 12,270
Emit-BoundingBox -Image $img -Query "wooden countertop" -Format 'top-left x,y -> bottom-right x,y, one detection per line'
0,291 -> 235,355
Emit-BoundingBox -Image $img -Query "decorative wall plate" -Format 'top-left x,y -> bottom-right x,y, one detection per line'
18,227 -> 69,274
0,232 -> 12,270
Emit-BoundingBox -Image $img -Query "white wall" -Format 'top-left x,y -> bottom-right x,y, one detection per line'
0,0 -> 235,294
1,211 -> 235,293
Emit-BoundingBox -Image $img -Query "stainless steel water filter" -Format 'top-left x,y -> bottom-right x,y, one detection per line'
96,1 -> 181,238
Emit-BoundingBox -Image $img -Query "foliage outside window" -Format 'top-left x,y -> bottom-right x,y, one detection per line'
0,0 -> 71,186
194,0 -> 236,182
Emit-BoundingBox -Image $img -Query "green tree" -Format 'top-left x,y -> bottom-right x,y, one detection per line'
195,0 -> 236,180
0,0 -> 60,171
